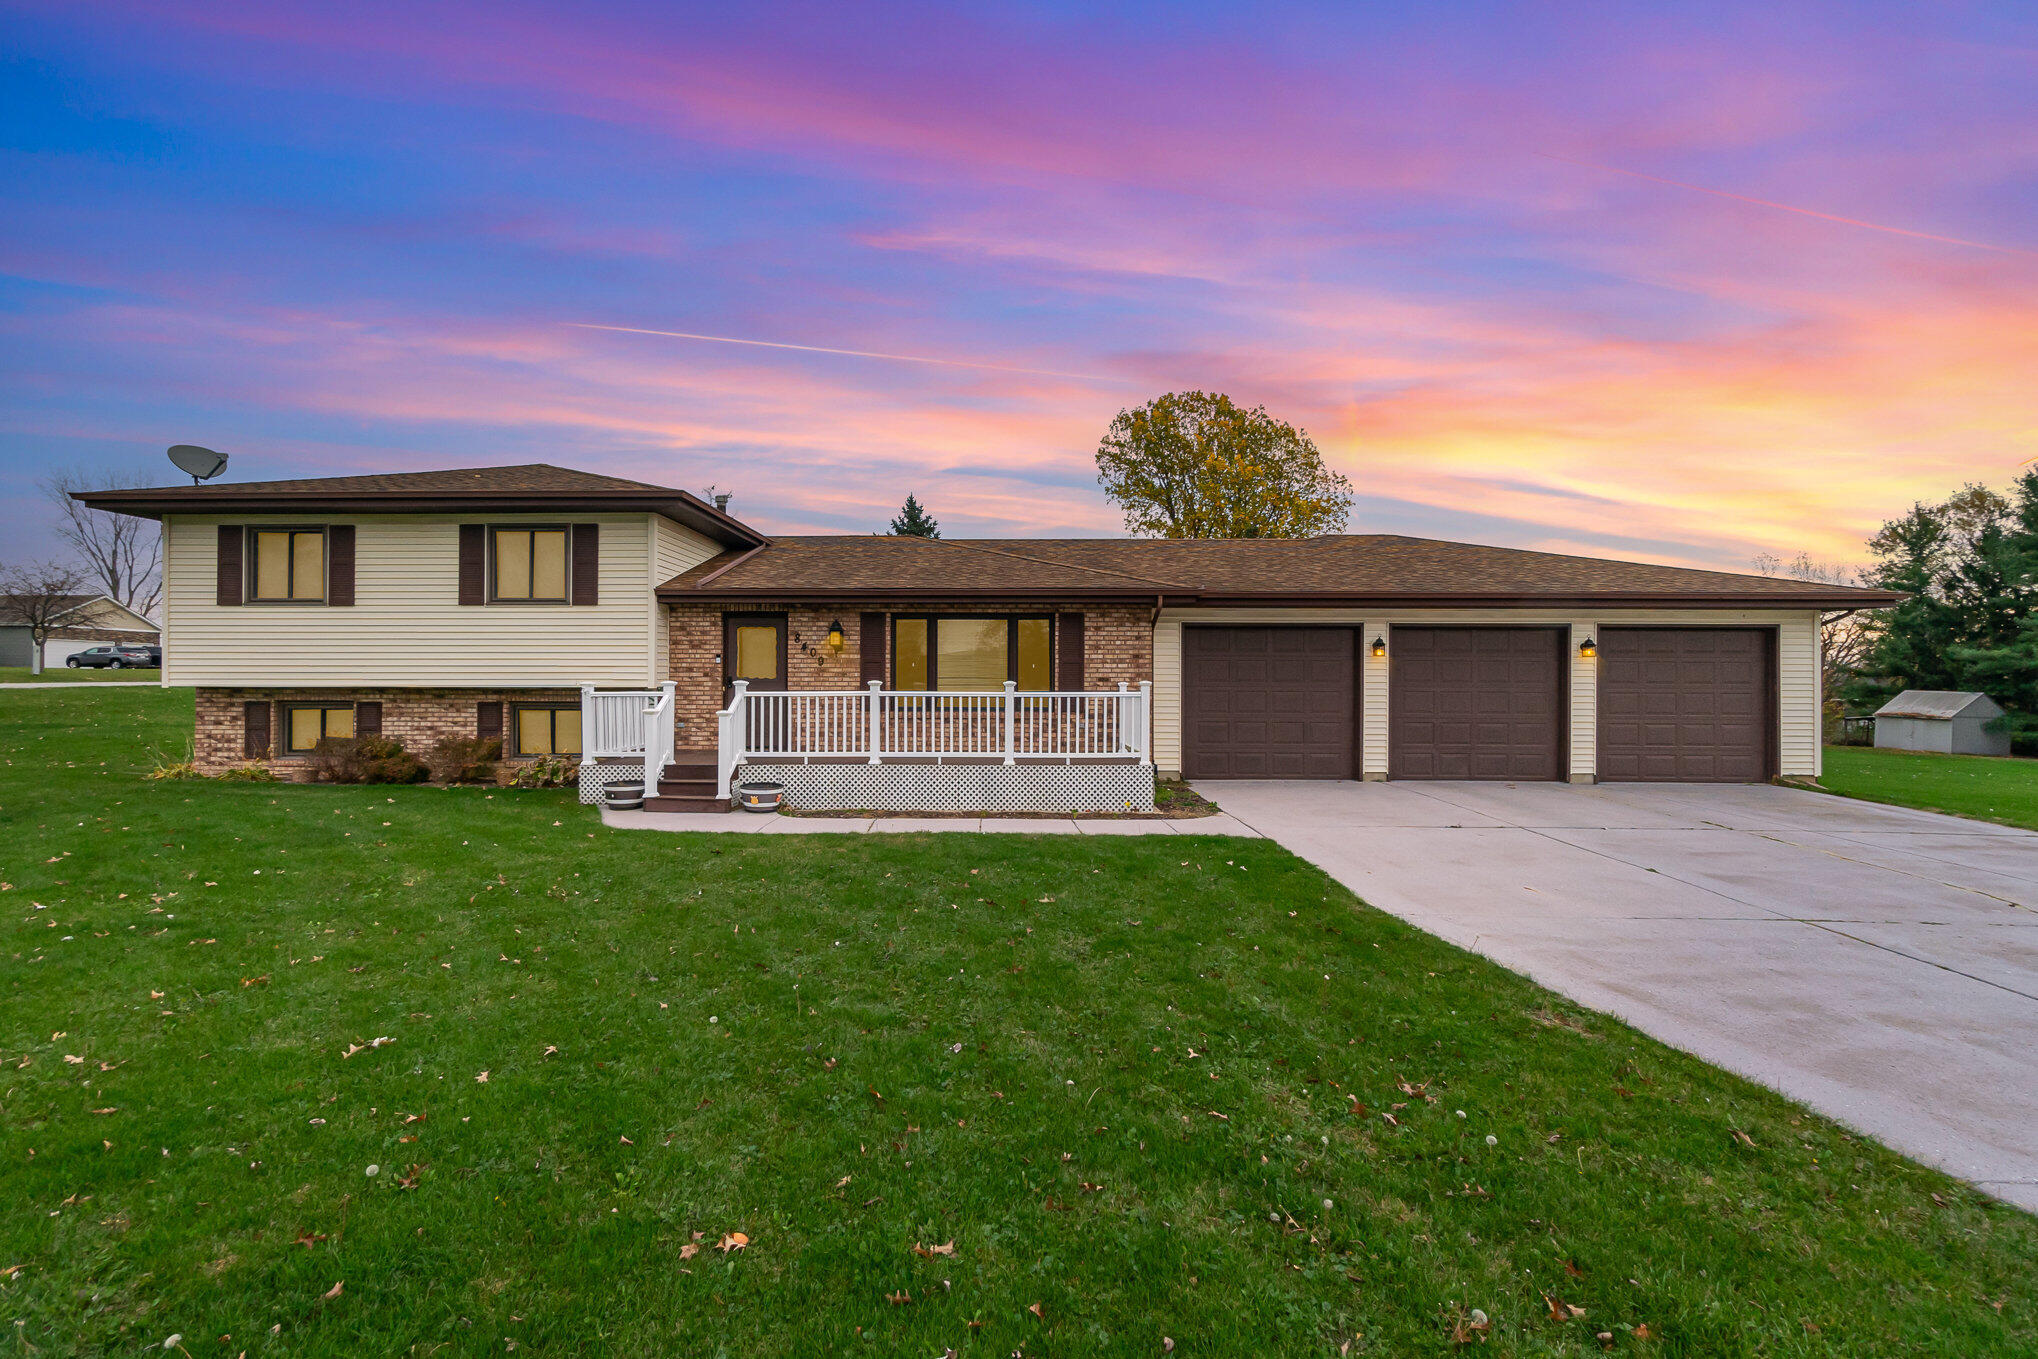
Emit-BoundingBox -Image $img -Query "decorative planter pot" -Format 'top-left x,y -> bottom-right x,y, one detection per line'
603,781 -> 645,810
737,781 -> 785,813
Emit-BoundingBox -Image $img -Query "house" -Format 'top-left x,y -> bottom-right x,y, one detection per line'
0,593 -> 160,669
77,463 -> 1900,810
1873,690 -> 2011,757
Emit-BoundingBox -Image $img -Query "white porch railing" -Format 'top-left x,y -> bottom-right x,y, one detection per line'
581,683 -> 676,789
716,679 -> 1152,796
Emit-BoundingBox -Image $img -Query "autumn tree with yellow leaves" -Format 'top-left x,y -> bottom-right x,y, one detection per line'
1094,391 -> 1352,538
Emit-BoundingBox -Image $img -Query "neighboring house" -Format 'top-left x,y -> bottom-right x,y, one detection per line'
78,463 -> 1899,810
1874,690 -> 2010,757
0,593 -> 160,669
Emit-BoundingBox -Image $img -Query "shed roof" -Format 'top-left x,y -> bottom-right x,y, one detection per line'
1873,690 -> 2005,721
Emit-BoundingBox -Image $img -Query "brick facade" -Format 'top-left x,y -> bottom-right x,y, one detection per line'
665,602 -> 1153,744
194,686 -> 578,776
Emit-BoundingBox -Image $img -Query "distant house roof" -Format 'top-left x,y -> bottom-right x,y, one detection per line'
659,533 -> 1906,608
0,593 -> 157,631
73,463 -> 763,549
1873,690 -> 2005,721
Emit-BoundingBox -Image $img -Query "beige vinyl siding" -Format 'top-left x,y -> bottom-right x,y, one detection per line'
650,517 -> 720,682
162,513 -> 713,688
1154,607 -> 1824,780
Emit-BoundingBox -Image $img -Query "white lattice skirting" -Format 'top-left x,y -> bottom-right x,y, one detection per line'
578,760 -> 644,805
737,763 -> 1156,813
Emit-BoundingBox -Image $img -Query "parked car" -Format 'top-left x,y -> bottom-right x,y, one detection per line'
66,644 -> 159,669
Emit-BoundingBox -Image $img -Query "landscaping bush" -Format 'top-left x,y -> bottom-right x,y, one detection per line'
307,734 -> 427,784
508,752 -> 577,788
425,735 -> 501,784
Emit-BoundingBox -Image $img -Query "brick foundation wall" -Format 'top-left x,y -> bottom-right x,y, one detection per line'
665,602 -> 1154,740
195,687 -> 579,776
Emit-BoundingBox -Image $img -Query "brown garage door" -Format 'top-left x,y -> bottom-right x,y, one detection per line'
1182,628 -> 1355,778
1598,627 -> 1774,782
1390,627 -> 1565,780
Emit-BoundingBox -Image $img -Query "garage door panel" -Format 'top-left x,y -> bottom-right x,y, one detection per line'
1390,627 -> 1565,781
1183,628 -> 1355,779
1597,628 -> 1773,783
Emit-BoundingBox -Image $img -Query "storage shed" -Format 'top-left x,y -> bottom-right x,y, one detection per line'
1873,690 -> 2010,757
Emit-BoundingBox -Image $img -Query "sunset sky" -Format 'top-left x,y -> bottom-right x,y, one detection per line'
3,1 -> 2033,572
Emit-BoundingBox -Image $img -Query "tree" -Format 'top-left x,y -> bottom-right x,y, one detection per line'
1095,391 -> 1352,538
0,559 -> 90,675
41,468 -> 161,618
888,494 -> 940,539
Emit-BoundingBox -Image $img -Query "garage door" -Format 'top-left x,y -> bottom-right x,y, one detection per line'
1389,627 -> 1565,780
1182,628 -> 1355,778
1598,628 -> 1774,782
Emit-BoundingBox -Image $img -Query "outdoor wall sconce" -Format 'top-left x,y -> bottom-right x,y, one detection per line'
1578,635 -> 1598,660
826,619 -> 847,653
1369,635 -> 1387,659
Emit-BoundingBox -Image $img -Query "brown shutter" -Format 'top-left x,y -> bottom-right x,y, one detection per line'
1056,612 -> 1085,691
477,701 -> 503,742
570,523 -> 599,605
217,526 -> 244,606
327,524 -> 355,606
458,525 -> 485,605
354,700 -> 381,735
859,612 -> 886,686
243,700 -> 270,757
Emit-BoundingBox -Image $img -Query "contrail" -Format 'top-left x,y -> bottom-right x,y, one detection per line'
1540,153 -> 2037,257
567,323 -> 1120,382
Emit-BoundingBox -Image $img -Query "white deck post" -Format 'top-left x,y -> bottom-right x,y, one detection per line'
1003,681 -> 1018,764
867,679 -> 884,763
1137,680 -> 1153,763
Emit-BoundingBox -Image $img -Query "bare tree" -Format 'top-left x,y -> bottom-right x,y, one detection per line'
41,468 -> 161,618
1,559 -> 90,675
1753,550 -> 1870,698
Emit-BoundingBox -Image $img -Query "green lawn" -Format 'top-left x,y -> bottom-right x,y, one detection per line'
0,665 -> 161,683
1820,745 -> 2038,832
4,690 -> 2035,1357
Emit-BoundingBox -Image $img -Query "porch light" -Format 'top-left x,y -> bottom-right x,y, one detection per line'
1369,635 -> 1387,659
826,619 -> 847,653
1578,635 -> 1598,660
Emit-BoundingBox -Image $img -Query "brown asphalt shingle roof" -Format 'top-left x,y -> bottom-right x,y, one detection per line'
87,463 -> 683,498
661,534 -> 1900,607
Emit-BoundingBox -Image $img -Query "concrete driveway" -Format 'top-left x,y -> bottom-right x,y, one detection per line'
1199,779 -> 2038,1212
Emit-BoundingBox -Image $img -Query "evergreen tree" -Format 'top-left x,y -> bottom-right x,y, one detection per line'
1949,470 -> 2038,743
888,495 -> 940,539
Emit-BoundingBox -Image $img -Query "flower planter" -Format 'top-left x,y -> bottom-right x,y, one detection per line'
736,781 -> 785,813
603,781 -> 645,810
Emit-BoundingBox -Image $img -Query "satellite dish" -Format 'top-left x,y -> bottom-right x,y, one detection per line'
167,445 -> 229,484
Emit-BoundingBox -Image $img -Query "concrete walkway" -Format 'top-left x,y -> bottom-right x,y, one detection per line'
1202,779 -> 2038,1213
599,807 -> 1261,836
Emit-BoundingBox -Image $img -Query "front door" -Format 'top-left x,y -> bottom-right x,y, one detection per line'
724,613 -> 788,699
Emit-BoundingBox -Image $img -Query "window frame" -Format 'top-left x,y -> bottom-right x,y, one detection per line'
244,526 -> 329,604
510,702 -> 583,758
281,702 -> 357,755
487,524 -> 572,604
889,614 -> 1055,693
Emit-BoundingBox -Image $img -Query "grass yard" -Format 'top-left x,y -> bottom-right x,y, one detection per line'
1820,745 -> 2038,832
0,665 -> 162,683
4,690 -> 2036,1357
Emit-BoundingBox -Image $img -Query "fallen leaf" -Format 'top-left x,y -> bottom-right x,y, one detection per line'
886,1290 -> 911,1305
678,1243 -> 698,1261
1028,1302 -> 1045,1319
912,1241 -> 956,1258
475,1071 -> 489,1084
294,1233 -> 327,1249
1731,1129 -> 1757,1149
322,1280 -> 343,1300
63,1054 -> 84,1065
1634,1323 -> 1654,1340
717,1232 -> 748,1252
835,1176 -> 852,1189
619,1136 -> 633,1145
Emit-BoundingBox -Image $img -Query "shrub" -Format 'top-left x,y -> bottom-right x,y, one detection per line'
509,753 -> 578,788
217,762 -> 278,782
147,757 -> 200,781
426,736 -> 501,784
308,734 -> 426,785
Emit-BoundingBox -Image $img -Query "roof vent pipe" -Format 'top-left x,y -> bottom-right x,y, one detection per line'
714,493 -> 731,512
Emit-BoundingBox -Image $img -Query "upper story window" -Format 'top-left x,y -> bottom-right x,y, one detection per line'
893,616 -> 1052,692
492,527 -> 568,601
250,529 -> 326,602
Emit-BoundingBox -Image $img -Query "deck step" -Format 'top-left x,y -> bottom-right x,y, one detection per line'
657,776 -> 719,797
642,795 -> 733,814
